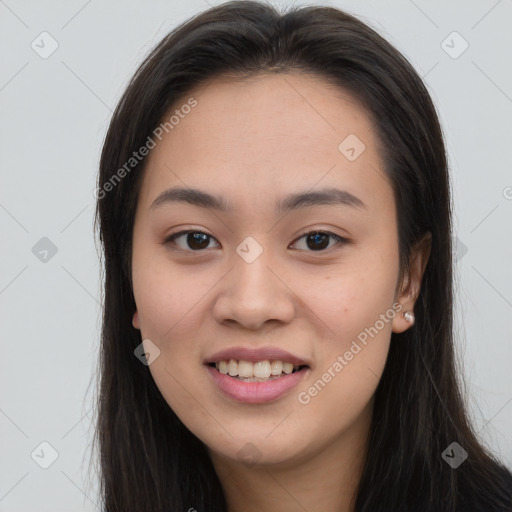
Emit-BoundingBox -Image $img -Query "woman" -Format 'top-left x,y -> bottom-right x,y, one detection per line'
92,1 -> 512,510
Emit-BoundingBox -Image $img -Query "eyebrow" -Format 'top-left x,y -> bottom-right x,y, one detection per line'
149,186 -> 367,214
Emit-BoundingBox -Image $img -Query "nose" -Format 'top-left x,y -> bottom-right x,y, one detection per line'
212,250 -> 296,331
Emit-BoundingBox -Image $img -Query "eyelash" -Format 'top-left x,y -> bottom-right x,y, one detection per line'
163,229 -> 350,254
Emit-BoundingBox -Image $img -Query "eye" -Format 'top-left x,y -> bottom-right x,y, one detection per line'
289,230 -> 349,252
164,230 -> 220,252
164,229 -> 349,253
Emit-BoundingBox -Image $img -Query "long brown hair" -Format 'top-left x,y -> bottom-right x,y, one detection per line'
91,2 -> 512,510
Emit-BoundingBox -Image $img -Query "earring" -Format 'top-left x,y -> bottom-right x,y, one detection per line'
403,311 -> 415,324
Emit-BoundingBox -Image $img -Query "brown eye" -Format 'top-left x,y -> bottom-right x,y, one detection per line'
164,229 -> 348,254
290,231 -> 348,252
306,232 -> 330,251
165,230 -> 219,251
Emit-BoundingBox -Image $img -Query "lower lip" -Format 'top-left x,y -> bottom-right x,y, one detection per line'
205,365 -> 309,404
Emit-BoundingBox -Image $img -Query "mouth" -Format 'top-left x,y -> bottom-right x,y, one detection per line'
207,359 -> 309,382
204,347 -> 311,403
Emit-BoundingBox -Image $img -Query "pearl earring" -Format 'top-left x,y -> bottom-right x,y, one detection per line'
403,311 -> 415,324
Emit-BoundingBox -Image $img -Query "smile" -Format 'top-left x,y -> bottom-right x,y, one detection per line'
206,360 -> 310,403
211,359 -> 305,380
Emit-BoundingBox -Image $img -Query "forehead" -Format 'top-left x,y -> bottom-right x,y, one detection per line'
138,71 -> 393,217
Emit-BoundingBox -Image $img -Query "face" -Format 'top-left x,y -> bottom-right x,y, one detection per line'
131,71 -> 424,469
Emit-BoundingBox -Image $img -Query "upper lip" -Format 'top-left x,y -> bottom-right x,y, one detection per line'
204,346 -> 309,366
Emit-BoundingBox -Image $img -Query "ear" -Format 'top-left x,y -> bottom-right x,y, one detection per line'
392,232 -> 432,333
132,309 -> 140,330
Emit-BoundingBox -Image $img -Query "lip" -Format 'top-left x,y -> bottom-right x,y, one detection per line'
204,346 -> 309,366
206,365 -> 309,404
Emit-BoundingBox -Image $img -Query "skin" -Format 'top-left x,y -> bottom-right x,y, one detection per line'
131,71 -> 431,512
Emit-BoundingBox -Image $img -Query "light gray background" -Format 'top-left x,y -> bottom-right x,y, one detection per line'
1,0 -> 511,510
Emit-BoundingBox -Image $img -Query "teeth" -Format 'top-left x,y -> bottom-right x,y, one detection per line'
238,360 -> 253,378
227,359 -> 238,376
254,360 -> 271,378
270,360 -> 283,375
213,359 -> 302,379
282,362 -> 293,374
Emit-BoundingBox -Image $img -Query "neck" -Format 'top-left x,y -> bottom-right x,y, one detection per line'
210,402 -> 372,512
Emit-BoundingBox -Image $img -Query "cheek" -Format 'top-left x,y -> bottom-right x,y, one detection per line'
298,250 -> 398,403
295,281 -> 394,444
132,249 -> 212,340
132,262 -> 209,417
304,251 -> 399,344
131,250 -> 217,388
307,284 -> 393,402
